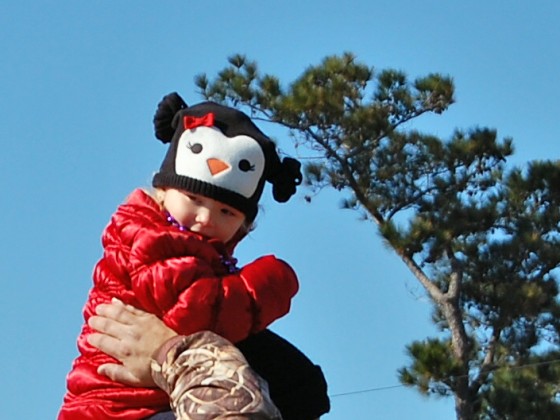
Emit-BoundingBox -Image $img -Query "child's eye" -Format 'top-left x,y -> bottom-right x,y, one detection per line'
186,194 -> 202,204
221,208 -> 240,217
187,142 -> 203,154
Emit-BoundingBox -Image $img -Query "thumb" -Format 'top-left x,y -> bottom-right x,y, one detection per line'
98,363 -> 143,387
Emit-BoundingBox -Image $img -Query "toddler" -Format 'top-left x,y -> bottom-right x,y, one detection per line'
59,92 -> 302,419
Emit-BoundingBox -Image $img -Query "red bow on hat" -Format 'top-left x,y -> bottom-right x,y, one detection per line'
183,113 -> 215,130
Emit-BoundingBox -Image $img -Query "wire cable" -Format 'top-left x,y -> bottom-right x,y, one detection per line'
329,356 -> 560,399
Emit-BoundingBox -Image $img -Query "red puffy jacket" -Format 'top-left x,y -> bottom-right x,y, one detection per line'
59,189 -> 299,419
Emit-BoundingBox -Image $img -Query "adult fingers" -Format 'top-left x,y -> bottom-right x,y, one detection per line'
88,332 -> 131,361
95,299 -> 142,324
88,314 -> 127,339
111,298 -> 148,317
95,298 -> 151,322
98,363 -> 142,387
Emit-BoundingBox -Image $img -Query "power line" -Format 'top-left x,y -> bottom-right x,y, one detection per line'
329,357 -> 560,399
331,384 -> 404,398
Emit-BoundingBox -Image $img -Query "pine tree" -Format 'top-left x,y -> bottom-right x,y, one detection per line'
195,53 -> 560,419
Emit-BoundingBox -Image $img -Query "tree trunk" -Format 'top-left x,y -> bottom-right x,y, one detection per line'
442,300 -> 473,420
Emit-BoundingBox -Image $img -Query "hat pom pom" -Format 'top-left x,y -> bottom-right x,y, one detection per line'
270,157 -> 302,202
153,92 -> 187,143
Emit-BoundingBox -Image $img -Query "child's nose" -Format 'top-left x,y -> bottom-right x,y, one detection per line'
195,207 -> 213,225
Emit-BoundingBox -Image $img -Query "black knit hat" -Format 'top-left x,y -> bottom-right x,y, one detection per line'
152,92 -> 302,222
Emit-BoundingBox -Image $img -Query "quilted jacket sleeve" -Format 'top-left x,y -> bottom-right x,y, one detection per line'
128,229 -> 219,316
125,211 -> 298,344
163,255 -> 299,344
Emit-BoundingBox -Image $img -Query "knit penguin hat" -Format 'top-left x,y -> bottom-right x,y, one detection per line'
152,92 -> 302,222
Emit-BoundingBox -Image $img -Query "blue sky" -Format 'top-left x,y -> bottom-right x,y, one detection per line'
1,1 -> 559,419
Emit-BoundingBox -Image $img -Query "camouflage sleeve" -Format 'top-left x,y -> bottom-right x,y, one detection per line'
150,331 -> 282,420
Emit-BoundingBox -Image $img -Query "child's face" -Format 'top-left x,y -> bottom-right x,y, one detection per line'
163,188 -> 246,243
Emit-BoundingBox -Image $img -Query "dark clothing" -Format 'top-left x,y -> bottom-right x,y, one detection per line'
237,330 -> 330,420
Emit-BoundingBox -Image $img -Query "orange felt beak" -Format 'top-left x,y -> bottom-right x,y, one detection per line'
207,158 -> 230,176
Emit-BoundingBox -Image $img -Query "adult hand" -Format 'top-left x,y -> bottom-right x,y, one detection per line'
87,298 -> 177,387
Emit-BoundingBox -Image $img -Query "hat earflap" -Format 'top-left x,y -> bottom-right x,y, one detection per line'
153,92 -> 188,144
